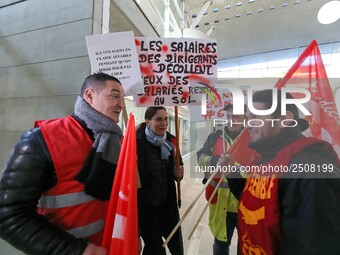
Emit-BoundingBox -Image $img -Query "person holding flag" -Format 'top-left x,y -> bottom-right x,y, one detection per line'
136,106 -> 184,255
197,104 -> 247,255
0,72 -> 125,255
220,89 -> 340,255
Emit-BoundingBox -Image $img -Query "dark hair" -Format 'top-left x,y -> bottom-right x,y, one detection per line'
144,106 -> 167,120
251,89 -> 310,131
251,89 -> 299,119
80,72 -> 121,97
137,107 -> 167,132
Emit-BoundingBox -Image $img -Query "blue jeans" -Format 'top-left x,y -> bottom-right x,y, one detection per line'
213,212 -> 238,255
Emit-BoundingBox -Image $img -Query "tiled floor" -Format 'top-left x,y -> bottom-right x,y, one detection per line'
177,153 -> 238,255
0,152 -> 238,255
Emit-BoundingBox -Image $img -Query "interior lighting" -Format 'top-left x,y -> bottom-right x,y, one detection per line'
317,1 -> 340,24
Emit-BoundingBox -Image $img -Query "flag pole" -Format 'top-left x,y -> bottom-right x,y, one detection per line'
187,116 -> 227,241
187,176 -> 224,240
122,106 -> 128,127
222,128 -> 226,154
163,169 -> 220,247
187,127 -> 225,240
174,106 -> 182,208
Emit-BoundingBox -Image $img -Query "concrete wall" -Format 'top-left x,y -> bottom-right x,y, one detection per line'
0,0 -> 97,167
0,0 -> 160,167
0,1 -> 96,252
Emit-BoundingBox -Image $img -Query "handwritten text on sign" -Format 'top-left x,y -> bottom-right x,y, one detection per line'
134,37 -> 218,106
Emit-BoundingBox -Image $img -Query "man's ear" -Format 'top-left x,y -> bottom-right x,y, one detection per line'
83,88 -> 95,105
279,111 -> 295,128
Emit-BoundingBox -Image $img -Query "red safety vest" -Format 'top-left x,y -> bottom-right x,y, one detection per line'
35,116 -> 109,246
238,136 -> 324,255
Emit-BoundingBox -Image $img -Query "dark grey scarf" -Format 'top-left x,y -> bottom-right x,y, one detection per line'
74,96 -> 122,200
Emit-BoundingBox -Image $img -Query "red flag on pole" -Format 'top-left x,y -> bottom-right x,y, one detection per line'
102,113 -> 138,255
229,39 -> 340,164
276,40 -> 340,158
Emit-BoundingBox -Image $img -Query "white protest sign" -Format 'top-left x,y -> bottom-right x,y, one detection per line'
86,31 -> 143,96
133,37 -> 218,106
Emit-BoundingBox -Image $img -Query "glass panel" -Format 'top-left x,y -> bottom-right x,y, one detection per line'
218,42 -> 340,78
134,0 -> 185,37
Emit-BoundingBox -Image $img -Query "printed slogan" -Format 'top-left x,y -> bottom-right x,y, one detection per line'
86,31 -> 143,96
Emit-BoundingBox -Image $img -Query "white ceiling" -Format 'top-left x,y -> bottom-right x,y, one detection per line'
114,0 -> 340,89
184,0 -> 340,60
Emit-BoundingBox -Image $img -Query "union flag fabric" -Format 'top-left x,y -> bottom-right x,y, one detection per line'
230,39 -> 340,164
102,113 -> 138,255
276,40 -> 340,158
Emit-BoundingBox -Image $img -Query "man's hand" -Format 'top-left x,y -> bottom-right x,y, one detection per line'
83,243 -> 107,255
174,165 -> 184,179
217,154 -> 234,166
217,154 -> 235,176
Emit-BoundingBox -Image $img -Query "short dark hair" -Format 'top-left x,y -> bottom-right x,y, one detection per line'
252,89 -> 298,119
252,89 -> 309,131
80,72 -> 121,97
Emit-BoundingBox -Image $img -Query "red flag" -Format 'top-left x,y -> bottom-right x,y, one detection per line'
276,40 -> 340,158
229,40 -> 340,163
229,129 -> 258,166
102,113 -> 138,255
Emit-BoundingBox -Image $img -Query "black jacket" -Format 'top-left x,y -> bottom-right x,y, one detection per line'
0,116 -> 92,255
136,127 -> 184,255
228,127 -> 340,255
197,126 -> 242,167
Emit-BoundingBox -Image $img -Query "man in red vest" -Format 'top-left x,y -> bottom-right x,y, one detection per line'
219,89 -> 340,255
0,72 -> 125,255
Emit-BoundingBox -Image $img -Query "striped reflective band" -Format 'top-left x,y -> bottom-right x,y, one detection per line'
39,191 -> 95,208
67,219 -> 104,238
211,180 -> 229,189
112,214 -> 126,239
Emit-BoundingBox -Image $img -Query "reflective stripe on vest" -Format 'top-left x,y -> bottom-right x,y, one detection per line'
39,191 -> 95,208
36,116 -> 108,246
67,219 -> 104,238
210,179 -> 229,189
